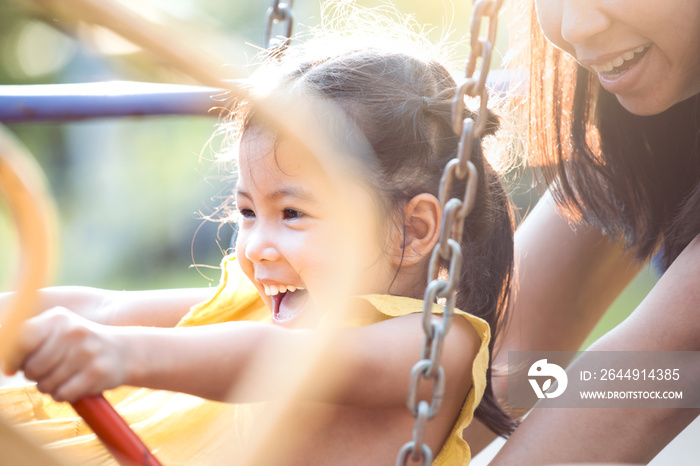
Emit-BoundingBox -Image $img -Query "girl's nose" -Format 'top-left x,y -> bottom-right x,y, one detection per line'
243,227 -> 281,263
560,0 -> 611,46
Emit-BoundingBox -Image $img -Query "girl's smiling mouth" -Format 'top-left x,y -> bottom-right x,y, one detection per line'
264,283 -> 309,323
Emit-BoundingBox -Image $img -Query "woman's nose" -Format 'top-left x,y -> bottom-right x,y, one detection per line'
560,0 -> 611,46
243,226 -> 281,263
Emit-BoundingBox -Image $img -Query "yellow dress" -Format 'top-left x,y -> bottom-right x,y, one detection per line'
1,256 -> 490,465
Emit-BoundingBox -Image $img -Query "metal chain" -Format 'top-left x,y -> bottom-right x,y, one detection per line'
264,0 -> 295,56
396,1 -> 503,464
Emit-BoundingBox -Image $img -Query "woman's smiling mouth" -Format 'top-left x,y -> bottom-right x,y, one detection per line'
590,45 -> 650,77
580,43 -> 656,100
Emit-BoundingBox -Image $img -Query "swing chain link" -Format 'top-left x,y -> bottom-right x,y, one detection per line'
396,1 -> 503,464
264,0 -> 295,55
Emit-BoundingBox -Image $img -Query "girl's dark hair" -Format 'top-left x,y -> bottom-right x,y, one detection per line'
236,47 -> 517,436
525,2 -> 700,268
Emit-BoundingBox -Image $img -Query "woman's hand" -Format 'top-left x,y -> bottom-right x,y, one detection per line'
3,307 -> 129,402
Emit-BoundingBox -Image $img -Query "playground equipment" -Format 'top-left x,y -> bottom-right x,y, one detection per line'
0,0 -> 504,464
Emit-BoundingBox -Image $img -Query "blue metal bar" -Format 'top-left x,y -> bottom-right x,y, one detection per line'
0,73 -> 521,124
0,81 -> 227,123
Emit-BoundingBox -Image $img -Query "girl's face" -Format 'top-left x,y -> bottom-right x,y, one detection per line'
234,129 -> 398,327
535,0 -> 700,115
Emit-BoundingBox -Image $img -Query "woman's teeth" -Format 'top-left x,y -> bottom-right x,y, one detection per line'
591,45 -> 648,73
263,284 -> 304,296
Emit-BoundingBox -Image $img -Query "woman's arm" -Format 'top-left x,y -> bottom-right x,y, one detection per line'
491,234 -> 700,464
499,191 -> 641,357
465,191 -> 641,450
1,286 -> 214,327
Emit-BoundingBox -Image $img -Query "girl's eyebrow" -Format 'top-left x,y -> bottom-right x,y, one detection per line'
235,187 -> 317,203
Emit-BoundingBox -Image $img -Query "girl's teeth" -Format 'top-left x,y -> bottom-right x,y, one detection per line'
622,51 -> 634,60
633,45 -> 645,53
262,284 -> 305,296
612,57 -> 624,67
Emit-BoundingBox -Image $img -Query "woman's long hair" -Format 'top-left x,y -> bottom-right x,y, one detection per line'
524,1 -> 700,268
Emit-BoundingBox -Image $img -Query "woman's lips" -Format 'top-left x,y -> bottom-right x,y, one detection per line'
592,45 -> 653,96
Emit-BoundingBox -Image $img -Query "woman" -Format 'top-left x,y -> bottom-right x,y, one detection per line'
465,0 -> 700,463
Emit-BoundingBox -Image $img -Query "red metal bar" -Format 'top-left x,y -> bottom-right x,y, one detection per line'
72,395 -> 162,466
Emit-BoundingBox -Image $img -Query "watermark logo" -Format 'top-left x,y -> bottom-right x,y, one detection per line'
528,359 -> 568,399
509,351 -> 698,409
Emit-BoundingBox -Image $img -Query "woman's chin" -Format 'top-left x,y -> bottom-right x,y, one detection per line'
615,94 -> 675,117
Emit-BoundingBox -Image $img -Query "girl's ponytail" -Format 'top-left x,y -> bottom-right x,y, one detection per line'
452,118 -> 517,436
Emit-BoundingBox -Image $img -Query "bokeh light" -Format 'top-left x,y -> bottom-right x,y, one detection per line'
13,20 -> 76,78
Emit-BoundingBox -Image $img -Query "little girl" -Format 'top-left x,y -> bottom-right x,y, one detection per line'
1,34 -> 515,465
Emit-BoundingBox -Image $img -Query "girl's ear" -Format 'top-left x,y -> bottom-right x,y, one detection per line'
392,193 -> 441,266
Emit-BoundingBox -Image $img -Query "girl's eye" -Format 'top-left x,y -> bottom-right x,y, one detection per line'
238,208 -> 255,219
283,208 -> 305,220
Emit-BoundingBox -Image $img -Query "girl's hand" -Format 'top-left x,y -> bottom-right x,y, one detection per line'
2,307 -> 129,402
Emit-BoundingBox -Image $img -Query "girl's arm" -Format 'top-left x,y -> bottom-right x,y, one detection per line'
4,305 -> 480,410
491,234 -> 700,464
1,287 -> 214,327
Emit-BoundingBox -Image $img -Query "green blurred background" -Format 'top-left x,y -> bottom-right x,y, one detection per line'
0,0 -> 656,347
